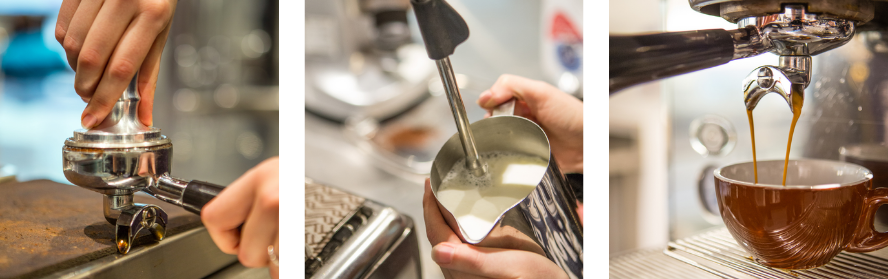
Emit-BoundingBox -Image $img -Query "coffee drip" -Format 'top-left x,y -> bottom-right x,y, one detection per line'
747,90 -> 803,186
742,56 -> 810,186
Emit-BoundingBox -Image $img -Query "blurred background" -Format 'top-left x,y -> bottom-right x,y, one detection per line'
304,0 -> 581,278
0,0 -> 278,186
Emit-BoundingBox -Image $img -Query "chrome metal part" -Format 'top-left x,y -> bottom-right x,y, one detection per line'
145,175 -> 191,207
689,0 -> 877,24
742,55 -> 810,112
310,201 -> 418,279
430,115 -> 583,278
103,194 -> 135,224
738,5 -> 856,57
115,203 -> 168,254
63,143 -> 173,196
63,73 -> 224,253
610,248 -> 748,279
67,73 -> 169,149
435,57 -> 487,177
43,227 -> 238,279
666,228 -> 888,278
729,27 -> 769,60
689,115 -> 737,157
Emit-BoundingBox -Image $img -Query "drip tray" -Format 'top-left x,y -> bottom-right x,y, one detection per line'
611,248 -> 721,278
665,228 -> 888,278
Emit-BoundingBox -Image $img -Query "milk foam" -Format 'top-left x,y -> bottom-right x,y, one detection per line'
437,151 -> 547,241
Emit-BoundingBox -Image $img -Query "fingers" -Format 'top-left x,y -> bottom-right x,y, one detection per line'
136,21 -> 173,126
202,169 -> 261,254
202,157 -> 279,268
55,0 -> 81,47
61,0 -> 104,71
432,242 -> 568,279
478,74 -> 555,110
74,1 -> 135,100
237,173 -> 279,267
81,0 -> 172,128
423,179 -> 461,246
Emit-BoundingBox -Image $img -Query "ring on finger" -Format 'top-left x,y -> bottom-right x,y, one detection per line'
267,245 -> 279,266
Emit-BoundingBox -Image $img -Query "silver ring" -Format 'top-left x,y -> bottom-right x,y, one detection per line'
268,245 -> 279,266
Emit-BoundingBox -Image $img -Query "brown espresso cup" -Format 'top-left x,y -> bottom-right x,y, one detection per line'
714,159 -> 888,269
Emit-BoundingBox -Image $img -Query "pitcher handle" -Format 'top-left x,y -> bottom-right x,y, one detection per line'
848,187 -> 888,252
491,99 -> 516,117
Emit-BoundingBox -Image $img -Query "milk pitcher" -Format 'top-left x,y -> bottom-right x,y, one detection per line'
429,101 -> 583,278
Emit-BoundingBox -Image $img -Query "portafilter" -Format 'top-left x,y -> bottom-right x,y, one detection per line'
63,72 -> 226,254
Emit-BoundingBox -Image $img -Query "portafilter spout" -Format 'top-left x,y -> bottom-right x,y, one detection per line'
411,0 -> 487,177
63,72 -> 227,254
743,56 -> 810,113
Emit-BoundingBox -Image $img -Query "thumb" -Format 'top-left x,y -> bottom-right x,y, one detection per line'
431,242 -> 566,279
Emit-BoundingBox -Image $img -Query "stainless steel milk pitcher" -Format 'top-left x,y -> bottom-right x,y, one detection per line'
429,101 -> 583,278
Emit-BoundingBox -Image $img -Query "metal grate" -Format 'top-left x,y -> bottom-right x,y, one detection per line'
665,228 -> 888,279
610,248 -> 720,278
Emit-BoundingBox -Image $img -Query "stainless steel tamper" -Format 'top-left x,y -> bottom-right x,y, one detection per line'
63,73 -> 227,254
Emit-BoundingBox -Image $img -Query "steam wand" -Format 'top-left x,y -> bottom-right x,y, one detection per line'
411,0 -> 486,176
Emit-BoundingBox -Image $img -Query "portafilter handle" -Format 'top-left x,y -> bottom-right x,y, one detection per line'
146,175 -> 227,214
609,27 -> 763,93
610,4 -> 856,94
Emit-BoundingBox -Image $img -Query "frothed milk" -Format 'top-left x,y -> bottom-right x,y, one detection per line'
436,151 -> 548,241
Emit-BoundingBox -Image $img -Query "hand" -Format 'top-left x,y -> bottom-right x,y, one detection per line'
477,74 -> 583,173
55,0 -> 177,129
423,179 -> 568,279
202,157 -> 279,278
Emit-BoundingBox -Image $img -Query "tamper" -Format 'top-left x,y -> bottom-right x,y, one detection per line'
63,73 -> 226,254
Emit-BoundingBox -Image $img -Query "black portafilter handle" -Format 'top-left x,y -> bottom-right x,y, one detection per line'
610,28 -> 753,93
149,176 -> 228,215
410,0 -> 469,60
181,180 -> 226,214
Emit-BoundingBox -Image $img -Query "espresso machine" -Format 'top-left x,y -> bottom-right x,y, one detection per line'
610,0 -> 888,277
305,0 -> 436,122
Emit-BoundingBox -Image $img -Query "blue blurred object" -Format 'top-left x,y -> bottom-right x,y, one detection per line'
0,0 -> 62,16
2,29 -> 68,77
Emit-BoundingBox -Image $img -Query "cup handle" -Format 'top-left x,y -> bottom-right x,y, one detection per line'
848,187 -> 888,252
491,99 -> 516,117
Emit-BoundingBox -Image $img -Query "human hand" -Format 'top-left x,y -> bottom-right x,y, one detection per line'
423,179 -> 568,279
477,74 -> 583,173
202,157 -> 279,278
56,0 -> 177,129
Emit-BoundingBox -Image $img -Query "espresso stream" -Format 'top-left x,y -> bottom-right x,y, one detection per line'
748,93 -> 803,185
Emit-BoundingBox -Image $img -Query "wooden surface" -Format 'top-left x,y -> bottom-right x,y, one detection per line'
0,180 -> 202,279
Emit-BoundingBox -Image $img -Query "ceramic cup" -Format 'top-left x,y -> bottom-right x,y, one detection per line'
715,159 -> 888,269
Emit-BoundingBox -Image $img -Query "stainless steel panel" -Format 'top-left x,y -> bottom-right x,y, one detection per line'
43,227 -> 239,279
